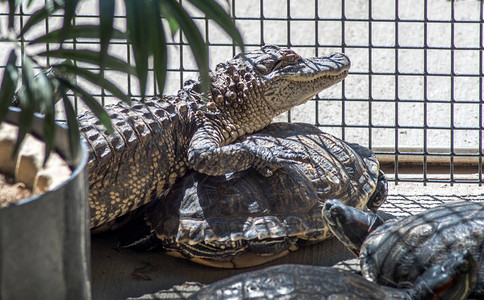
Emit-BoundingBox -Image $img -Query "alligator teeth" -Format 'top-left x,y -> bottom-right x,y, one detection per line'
290,70 -> 348,83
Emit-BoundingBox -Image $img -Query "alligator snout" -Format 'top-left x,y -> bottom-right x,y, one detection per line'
328,52 -> 351,71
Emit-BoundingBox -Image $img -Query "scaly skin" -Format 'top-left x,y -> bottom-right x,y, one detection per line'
79,97 -> 195,229
82,45 -> 350,230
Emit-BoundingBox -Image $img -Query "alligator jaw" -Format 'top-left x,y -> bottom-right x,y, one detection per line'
261,51 -> 351,114
286,69 -> 347,105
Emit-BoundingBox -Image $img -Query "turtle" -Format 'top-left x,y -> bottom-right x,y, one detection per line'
190,252 -> 478,300
120,122 -> 388,268
322,199 -> 484,298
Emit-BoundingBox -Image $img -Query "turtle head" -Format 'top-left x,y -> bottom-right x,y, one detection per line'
409,251 -> 477,300
322,199 -> 384,257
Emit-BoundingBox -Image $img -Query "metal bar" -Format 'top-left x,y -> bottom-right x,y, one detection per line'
423,0 -> 428,185
450,0 -> 456,184
179,0 -> 185,88
314,0 -> 320,127
4,10 -> 484,24
480,0 -> 484,186
368,0 -> 373,150
395,0 -> 400,183
232,0 -> 237,57
286,0 -> 291,122
341,0 -> 347,140
14,36 -> 484,51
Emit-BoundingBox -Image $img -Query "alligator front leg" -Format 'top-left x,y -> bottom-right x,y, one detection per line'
187,126 -> 309,177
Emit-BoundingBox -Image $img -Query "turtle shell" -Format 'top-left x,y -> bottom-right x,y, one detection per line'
145,122 -> 387,268
360,201 -> 484,297
190,258 -> 476,300
190,264 -> 398,299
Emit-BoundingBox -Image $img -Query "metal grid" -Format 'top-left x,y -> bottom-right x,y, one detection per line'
1,0 -> 483,184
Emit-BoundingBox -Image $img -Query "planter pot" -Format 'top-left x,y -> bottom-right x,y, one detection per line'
0,108 -> 91,300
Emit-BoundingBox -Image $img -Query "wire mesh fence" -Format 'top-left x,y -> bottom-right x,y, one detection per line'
0,0 -> 483,184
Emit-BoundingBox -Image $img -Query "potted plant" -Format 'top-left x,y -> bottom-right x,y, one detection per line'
0,108 -> 90,300
0,0 -> 243,299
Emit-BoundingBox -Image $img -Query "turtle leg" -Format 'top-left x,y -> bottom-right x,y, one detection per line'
117,214 -> 161,252
407,251 -> 478,300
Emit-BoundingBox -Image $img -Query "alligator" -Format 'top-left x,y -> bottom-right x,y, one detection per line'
76,45 -> 350,230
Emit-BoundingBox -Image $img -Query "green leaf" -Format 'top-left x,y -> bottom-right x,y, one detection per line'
188,0 -> 244,53
161,0 -> 209,94
157,2 -> 179,39
14,54 -> 37,155
99,0 -> 116,71
38,49 -> 136,74
53,63 -> 130,104
21,1 -> 63,36
163,14 -> 179,40
124,0 -> 150,100
149,1 -> 167,95
29,25 -> 126,44
57,76 -> 113,134
61,0 -> 80,42
0,50 -> 19,123
58,83 -> 80,159
49,59 -> 76,105
35,68 -> 55,164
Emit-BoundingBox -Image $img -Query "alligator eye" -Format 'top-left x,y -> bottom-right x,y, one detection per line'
256,58 -> 276,74
280,50 -> 301,67
256,63 -> 270,74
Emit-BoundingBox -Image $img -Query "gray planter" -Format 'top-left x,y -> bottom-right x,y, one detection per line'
0,108 -> 91,300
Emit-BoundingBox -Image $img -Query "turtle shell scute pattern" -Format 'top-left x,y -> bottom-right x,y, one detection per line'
191,264 -> 396,299
360,201 -> 484,296
147,122 -> 384,260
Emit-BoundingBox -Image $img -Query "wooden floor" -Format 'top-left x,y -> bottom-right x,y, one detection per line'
91,182 -> 483,300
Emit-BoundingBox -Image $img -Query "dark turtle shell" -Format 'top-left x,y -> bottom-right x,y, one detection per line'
190,255 -> 477,300
360,201 -> 484,298
125,122 -> 387,268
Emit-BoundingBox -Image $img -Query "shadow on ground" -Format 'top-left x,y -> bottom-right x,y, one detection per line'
91,230 -> 355,300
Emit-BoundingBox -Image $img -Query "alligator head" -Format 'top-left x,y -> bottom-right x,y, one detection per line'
206,45 -> 350,137
243,45 -> 350,114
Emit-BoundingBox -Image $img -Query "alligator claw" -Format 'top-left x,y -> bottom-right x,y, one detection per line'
252,145 -> 310,176
257,167 -> 273,177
